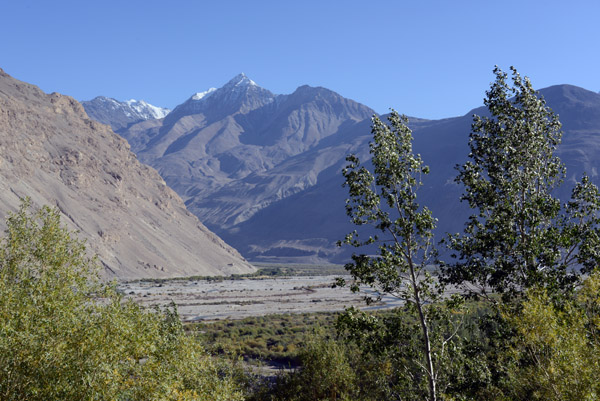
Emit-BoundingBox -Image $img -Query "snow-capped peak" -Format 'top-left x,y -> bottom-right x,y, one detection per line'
185,74 -> 261,105
81,96 -> 171,131
225,73 -> 257,88
169,73 -> 275,118
124,99 -> 170,119
192,87 -> 217,101
97,96 -> 120,105
188,74 -> 257,103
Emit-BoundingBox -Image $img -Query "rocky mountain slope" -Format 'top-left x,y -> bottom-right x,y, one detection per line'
82,96 -> 170,132
118,74 -> 374,231
99,74 -> 600,264
225,84 -> 600,263
0,68 -> 254,279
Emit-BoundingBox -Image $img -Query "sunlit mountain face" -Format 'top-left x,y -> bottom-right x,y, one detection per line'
90,74 -> 600,265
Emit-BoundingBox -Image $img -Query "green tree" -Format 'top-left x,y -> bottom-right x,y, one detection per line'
0,200 -> 244,401
339,111 -> 462,401
501,271 -> 600,400
444,66 -> 600,299
266,337 -> 358,401
296,338 -> 356,401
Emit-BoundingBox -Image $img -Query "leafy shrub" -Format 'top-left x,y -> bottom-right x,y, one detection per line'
0,200 -> 243,400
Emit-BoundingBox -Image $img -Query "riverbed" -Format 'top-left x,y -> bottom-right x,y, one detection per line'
120,275 -> 403,322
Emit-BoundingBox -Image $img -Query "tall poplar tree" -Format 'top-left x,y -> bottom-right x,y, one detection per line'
445,66 -> 600,298
339,111 -> 451,401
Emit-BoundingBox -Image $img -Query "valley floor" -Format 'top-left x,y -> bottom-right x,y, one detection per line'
120,274 -> 403,321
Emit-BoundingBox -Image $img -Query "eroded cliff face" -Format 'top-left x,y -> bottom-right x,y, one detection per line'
0,68 -> 254,280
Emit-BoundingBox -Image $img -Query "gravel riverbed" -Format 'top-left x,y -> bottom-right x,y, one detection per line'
120,275 -> 402,322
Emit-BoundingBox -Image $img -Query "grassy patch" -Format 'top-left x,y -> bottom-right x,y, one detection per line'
188,312 -> 340,365
125,263 -> 348,285
187,298 -> 492,368
251,263 -> 347,277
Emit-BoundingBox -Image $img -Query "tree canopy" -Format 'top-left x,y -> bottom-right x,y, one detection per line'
335,67 -> 600,400
444,66 -> 600,299
339,111 -> 464,401
0,200 -> 243,401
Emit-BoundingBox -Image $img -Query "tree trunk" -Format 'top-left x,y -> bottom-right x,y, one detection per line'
408,256 -> 437,401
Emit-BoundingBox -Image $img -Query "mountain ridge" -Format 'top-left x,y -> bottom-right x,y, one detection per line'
89,73 -> 600,264
82,96 -> 170,132
167,73 -> 276,124
0,69 -> 255,278
115,75 -> 375,233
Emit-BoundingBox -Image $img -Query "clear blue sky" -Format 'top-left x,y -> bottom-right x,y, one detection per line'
1,0 -> 598,119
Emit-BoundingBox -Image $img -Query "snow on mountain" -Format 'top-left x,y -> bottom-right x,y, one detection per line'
124,99 -> 170,119
81,96 -> 170,132
114,74 -> 376,264
167,73 -> 276,121
187,74 -> 259,104
0,68 -> 255,279
192,88 -> 217,101
83,74 -> 600,265
224,72 -> 257,88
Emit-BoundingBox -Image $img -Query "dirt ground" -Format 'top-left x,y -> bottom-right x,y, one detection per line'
120,275 -> 402,322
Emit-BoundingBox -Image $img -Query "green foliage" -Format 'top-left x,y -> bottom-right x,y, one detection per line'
445,66 -> 600,298
127,264 -> 346,286
338,301 -> 487,401
340,110 -> 439,310
0,200 -> 243,401
499,271 -> 600,400
6,66 -> 600,401
339,111 -> 467,401
562,175 -> 600,273
193,312 -> 339,364
340,112 -> 436,284
437,67 -> 600,398
242,67 -> 600,400
269,337 -> 358,401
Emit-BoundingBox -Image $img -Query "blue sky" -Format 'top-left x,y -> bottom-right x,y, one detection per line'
1,0 -> 598,119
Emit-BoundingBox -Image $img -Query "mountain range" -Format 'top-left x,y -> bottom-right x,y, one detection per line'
81,96 -> 170,132
0,68 -> 254,279
83,75 -> 600,264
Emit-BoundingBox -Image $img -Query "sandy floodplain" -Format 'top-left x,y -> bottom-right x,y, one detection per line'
120,275 -> 403,322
